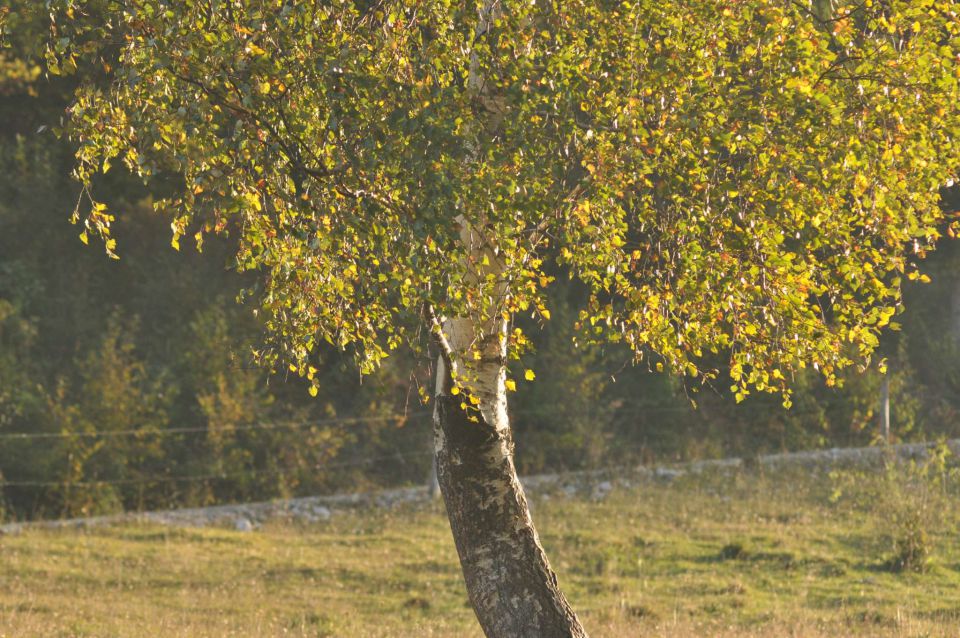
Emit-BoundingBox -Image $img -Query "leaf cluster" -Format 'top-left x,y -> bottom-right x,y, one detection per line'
44,0 -> 960,399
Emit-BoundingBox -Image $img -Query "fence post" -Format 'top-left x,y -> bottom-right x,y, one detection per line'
427,458 -> 441,498
880,375 -> 890,444
427,430 -> 441,498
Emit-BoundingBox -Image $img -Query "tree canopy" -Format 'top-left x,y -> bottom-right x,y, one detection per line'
47,0 -> 960,401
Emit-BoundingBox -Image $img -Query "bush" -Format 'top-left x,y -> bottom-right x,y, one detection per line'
886,513 -> 930,573
829,441 -> 958,573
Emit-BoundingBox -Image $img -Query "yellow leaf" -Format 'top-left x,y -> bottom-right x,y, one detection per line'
524,369 -> 536,381
308,385 -> 318,397
505,379 -> 517,392
450,386 -> 460,395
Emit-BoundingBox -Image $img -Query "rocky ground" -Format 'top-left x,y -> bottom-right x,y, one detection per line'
3,438 -> 957,534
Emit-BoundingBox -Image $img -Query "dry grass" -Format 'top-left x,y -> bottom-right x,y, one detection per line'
2,464 -> 959,637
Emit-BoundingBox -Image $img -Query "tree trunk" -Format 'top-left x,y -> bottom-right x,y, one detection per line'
430,3 -> 585,631
431,320 -> 587,638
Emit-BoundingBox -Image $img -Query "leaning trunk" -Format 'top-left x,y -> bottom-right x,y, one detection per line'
432,318 -> 587,638
433,3 -> 586,631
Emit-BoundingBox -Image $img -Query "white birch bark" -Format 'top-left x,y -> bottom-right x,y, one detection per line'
431,250 -> 586,636
428,5 -> 588,635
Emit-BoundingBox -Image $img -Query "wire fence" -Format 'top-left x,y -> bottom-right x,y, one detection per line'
0,397 -> 860,442
0,451 -> 436,488
0,411 -> 432,441
0,397 -> 909,492
0,410 -> 435,489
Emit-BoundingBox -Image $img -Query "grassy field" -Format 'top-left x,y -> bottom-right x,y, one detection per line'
2,461 -> 959,637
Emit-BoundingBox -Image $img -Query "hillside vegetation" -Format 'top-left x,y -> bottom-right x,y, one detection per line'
2,3 -> 960,522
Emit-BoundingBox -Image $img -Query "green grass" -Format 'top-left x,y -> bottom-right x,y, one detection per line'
2,464 -> 959,637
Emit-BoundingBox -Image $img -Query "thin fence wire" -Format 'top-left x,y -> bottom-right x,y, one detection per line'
0,398 -> 892,491
0,398 -> 850,442
0,411 -> 432,441
0,451 -> 436,488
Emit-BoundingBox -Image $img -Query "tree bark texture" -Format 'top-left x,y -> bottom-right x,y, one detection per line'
430,3 -> 586,631
432,335 -> 587,638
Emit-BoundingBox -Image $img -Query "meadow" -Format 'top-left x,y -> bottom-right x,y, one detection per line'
2,459 -> 959,637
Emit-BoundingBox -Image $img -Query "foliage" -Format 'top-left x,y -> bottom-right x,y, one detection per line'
511,293 -> 614,472
2,0 -> 960,520
0,32 -> 393,518
43,0 -> 960,402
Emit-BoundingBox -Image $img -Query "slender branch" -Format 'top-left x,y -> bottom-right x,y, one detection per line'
426,304 -> 456,373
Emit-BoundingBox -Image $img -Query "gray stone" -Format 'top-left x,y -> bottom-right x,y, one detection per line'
592,481 -> 613,500
4,437 -> 960,536
654,467 -> 685,482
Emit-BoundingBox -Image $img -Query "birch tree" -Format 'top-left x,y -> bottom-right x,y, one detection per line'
42,0 -> 960,635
